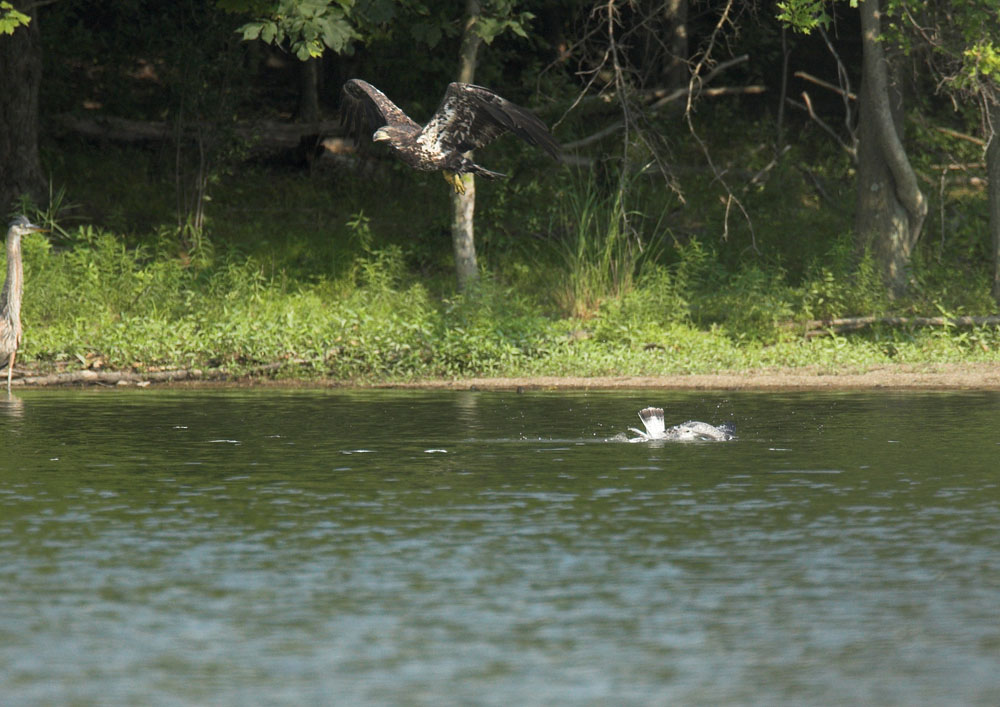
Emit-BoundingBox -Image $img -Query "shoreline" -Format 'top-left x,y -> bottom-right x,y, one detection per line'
9,363 -> 1000,391
375,364 -> 1000,391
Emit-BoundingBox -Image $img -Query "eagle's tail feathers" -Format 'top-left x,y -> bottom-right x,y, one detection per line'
469,165 -> 507,180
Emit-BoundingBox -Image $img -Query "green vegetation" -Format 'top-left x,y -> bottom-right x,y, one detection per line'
2,1 -> 997,384
10,126 -> 1000,383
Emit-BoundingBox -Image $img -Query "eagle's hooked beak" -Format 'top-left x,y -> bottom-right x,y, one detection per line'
372,128 -> 391,143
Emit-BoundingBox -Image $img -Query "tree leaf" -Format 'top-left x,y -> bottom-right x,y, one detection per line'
260,21 -> 277,44
239,22 -> 263,41
0,1 -> 31,35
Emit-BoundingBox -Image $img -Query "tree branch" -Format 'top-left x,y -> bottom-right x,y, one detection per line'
788,93 -> 857,161
934,126 -> 986,147
794,71 -> 857,101
562,82 -> 762,150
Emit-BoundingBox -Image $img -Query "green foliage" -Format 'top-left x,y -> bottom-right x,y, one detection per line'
0,1 -> 29,34
230,0 -> 532,60
235,0 -> 359,58
589,266 -> 689,349
474,2 -> 534,44
9,206 -> 1000,381
549,175 -> 664,319
906,251 -> 998,316
432,283 -> 552,376
23,113 -> 1000,382
23,0 -> 1000,386
960,40 -> 1000,85
776,0 -> 833,34
881,0 -> 1000,125
20,226 -> 194,366
776,0 -> 862,34
698,263 -> 796,343
799,239 -> 889,320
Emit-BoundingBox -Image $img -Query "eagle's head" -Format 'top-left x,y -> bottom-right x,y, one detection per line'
372,126 -> 409,146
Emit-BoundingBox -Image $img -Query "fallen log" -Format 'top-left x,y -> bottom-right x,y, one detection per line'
51,113 -> 349,154
9,360 -> 305,387
794,315 -> 1000,338
10,368 -> 215,387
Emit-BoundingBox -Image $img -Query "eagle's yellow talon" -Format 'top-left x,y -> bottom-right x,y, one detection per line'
444,171 -> 466,194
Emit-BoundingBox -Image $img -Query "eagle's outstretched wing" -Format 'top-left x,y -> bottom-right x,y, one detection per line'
416,83 -> 560,158
341,79 -> 420,142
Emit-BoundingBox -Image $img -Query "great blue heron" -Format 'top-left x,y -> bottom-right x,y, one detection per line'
2,216 -> 46,389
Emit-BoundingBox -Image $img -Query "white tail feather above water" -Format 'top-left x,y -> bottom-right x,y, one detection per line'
636,407 -> 666,437
628,407 -> 735,442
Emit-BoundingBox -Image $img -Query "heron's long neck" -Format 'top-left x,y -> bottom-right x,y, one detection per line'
1,233 -> 23,318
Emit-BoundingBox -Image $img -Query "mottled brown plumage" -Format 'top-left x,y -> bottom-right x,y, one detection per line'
341,79 -> 559,192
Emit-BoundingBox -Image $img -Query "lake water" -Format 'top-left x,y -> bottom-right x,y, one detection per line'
1,388 -> 999,705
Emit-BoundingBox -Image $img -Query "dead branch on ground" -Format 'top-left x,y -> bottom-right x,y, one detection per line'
791,315 -> 1000,338
8,361 -> 308,387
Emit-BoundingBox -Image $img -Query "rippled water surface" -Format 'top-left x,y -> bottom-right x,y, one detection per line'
1,388 -> 999,705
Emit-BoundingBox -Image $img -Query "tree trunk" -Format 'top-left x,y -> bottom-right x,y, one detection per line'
0,3 -> 45,214
452,0 -> 483,291
663,0 -> 688,90
988,102 -> 1000,303
298,57 -> 320,123
855,0 -> 927,296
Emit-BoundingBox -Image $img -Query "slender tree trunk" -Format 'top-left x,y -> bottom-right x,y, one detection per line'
298,57 -> 320,123
664,0 -> 688,90
988,100 -> 1000,303
452,0 -> 483,291
0,3 -> 45,213
855,0 -> 927,296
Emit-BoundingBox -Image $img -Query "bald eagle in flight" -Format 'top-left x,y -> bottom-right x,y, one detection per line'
341,79 -> 560,194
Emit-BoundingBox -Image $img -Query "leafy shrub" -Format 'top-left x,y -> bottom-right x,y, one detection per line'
549,174 -> 663,318
591,265 -> 689,347
692,262 -> 795,343
799,238 -> 889,320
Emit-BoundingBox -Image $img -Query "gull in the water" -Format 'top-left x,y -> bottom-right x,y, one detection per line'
628,407 -> 735,442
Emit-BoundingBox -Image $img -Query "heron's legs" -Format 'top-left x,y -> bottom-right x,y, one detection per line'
6,350 -> 13,390
443,171 -> 466,195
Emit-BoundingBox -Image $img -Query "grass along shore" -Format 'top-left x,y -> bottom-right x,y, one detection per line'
8,136 -> 1000,387
9,227 -> 1000,387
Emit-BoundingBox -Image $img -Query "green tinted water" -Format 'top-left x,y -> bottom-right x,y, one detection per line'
1,389 -> 999,704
